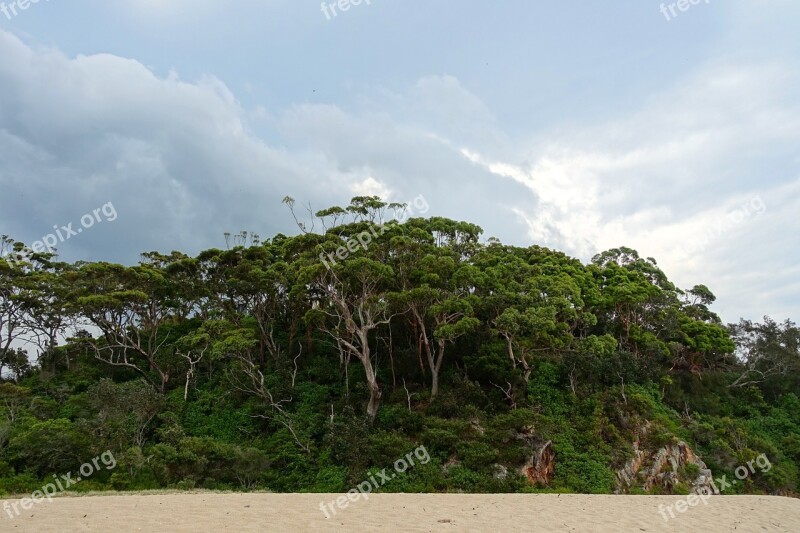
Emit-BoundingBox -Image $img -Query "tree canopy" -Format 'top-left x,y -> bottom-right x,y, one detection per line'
0,198 -> 797,496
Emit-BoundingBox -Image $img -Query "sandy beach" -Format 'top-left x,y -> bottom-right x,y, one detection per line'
1,493 -> 798,532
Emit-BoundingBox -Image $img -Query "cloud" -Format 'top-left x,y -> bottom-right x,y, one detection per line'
460,63 -> 800,322
0,29 -> 307,259
350,177 -> 392,198
0,32 -> 535,268
1,26 -> 797,323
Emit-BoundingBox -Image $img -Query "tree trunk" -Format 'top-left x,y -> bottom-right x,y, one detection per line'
158,370 -> 170,394
363,361 -> 381,421
430,339 -> 446,399
366,379 -> 381,421
412,319 -> 426,376
360,339 -> 382,421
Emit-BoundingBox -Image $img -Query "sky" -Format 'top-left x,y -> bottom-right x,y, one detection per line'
0,0 -> 798,324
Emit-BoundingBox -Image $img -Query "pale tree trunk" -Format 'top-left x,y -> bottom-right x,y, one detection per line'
412,307 -> 441,399
366,373 -> 381,421
358,332 -> 382,421
431,339 -> 447,399
322,296 -> 390,422
317,267 -> 394,421
502,333 -> 531,383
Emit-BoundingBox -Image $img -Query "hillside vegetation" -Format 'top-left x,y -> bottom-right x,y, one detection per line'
1,197 -> 798,496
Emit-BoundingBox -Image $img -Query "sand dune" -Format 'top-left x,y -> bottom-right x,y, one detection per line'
1,493 -> 799,532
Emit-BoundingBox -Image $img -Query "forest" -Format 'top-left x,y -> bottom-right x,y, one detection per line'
0,196 -> 798,496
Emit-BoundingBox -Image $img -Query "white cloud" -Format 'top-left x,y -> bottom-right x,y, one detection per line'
350,176 -> 392,198
0,31 -> 534,267
1,27 -> 797,324
459,63 -> 800,321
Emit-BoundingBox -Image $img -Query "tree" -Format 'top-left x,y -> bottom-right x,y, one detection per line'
22,263 -> 77,370
0,237 -> 33,377
213,244 -> 291,363
306,255 -> 395,421
0,348 -> 31,382
176,328 -> 210,401
210,321 -> 310,453
89,379 -> 164,449
393,260 -> 480,397
668,315 -> 735,374
73,263 -> 176,392
477,244 -> 594,383
729,317 -> 800,389
591,257 -> 664,354
0,382 -> 31,424
388,218 -> 483,397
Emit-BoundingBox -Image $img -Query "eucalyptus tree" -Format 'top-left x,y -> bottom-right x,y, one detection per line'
681,284 -> 722,324
0,236 -> 61,376
293,199 -> 405,420
729,317 -> 800,390
199,243 -> 292,363
667,314 -> 735,374
1,238 -> 31,365
477,244 -> 594,382
144,251 -> 207,322
206,319 -> 311,453
304,254 -> 395,421
22,261 -> 80,370
73,262 -> 176,392
0,262 -> 30,378
0,348 -> 31,383
389,218 -> 482,397
283,195 -> 408,234
590,255 -> 664,355
175,327 -> 211,401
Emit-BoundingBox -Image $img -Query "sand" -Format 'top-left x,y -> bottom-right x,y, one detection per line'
1,493 -> 799,532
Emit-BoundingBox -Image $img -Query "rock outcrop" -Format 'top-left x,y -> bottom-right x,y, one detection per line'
513,425 -> 555,486
615,425 -> 714,494
521,440 -> 555,485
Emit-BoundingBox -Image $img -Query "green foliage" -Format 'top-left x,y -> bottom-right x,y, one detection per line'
179,388 -> 253,443
8,419 -> 93,478
456,441 -> 498,472
311,464 -> 348,493
0,209 -> 796,496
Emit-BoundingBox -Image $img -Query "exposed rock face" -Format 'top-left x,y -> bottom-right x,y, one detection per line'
485,418 -> 713,493
617,439 -> 648,489
492,463 -> 509,480
616,427 -> 714,494
521,440 -> 555,485
512,424 -> 555,485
